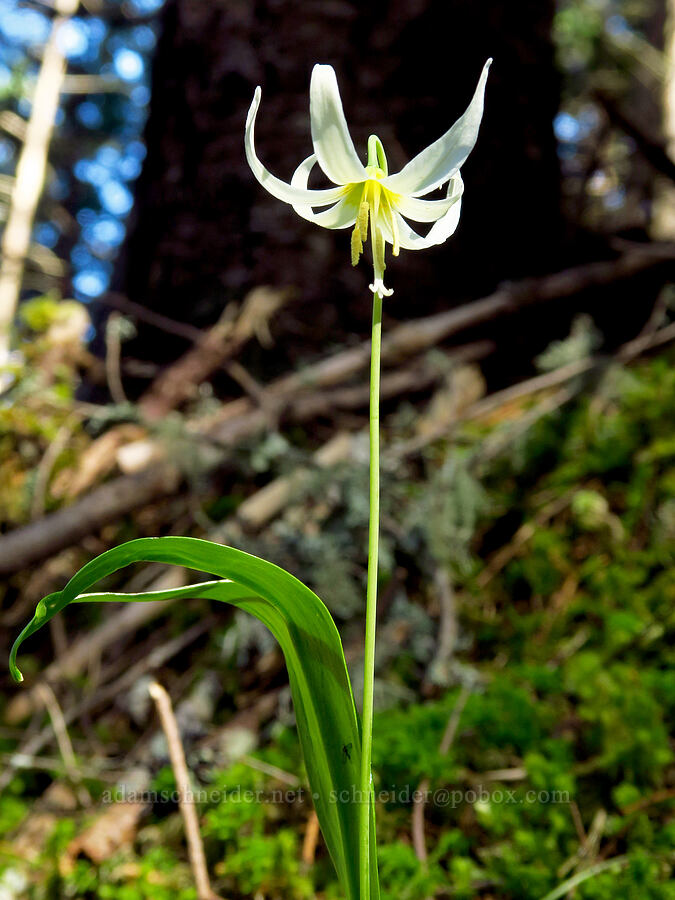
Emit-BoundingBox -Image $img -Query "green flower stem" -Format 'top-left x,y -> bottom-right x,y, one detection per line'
360,288 -> 383,898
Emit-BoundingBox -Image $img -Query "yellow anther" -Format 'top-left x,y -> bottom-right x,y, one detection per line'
351,224 -> 363,267
358,200 -> 369,242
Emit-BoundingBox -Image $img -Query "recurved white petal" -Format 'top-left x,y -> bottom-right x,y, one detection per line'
246,87 -> 348,207
393,172 -> 464,222
395,186 -> 463,250
384,59 -> 491,198
291,154 -> 360,228
310,64 -> 367,186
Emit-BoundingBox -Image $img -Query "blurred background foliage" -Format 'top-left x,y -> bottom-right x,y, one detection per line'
1,0 -> 675,898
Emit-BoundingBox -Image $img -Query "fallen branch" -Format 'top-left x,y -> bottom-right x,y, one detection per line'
0,462 -> 180,576
2,248 -> 670,575
206,244 -> 674,427
138,286 -> 290,420
0,342 -> 488,575
401,318 -> 675,461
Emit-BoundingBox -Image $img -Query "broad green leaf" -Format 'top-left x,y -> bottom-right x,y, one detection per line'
10,536 -> 379,900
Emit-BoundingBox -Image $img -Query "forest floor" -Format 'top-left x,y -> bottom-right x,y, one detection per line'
1,300 -> 674,899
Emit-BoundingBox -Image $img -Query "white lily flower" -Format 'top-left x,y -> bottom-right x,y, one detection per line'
245,59 -> 491,297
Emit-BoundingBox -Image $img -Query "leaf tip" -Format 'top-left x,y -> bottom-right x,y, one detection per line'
9,642 -> 24,683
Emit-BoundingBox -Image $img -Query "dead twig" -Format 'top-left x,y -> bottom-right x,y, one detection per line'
558,808 -> 607,879
241,754 -> 299,786
570,801 -> 587,845
621,787 -> 675,816
35,683 -> 78,778
104,312 -> 128,405
101,291 -> 203,343
0,751 -> 127,780
148,680 -> 222,900
30,419 -> 76,520
466,767 -> 527,784
35,682 -> 90,805
424,568 -> 458,692
302,810 -> 321,867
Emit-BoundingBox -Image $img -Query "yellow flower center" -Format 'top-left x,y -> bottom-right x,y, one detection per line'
350,163 -> 400,273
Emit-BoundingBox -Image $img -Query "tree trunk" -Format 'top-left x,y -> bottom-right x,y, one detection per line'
654,0 -> 675,238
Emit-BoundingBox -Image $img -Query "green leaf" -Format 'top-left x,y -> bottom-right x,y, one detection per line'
10,536 -> 379,900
